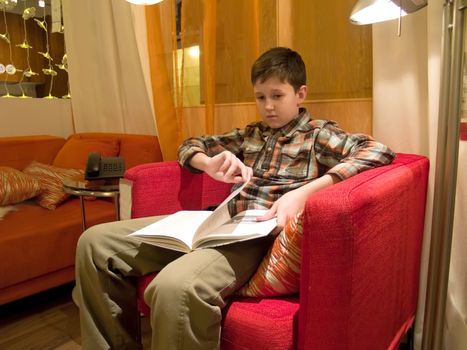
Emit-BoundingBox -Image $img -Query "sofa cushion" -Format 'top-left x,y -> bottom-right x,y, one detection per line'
23,161 -> 83,210
66,133 -> 164,169
119,136 -> 162,169
0,167 -> 42,205
0,199 -> 116,291
53,138 -> 120,170
0,135 -> 66,170
237,211 -> 303,297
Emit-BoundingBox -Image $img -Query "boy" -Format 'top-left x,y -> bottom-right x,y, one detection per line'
75,47 -> 395,350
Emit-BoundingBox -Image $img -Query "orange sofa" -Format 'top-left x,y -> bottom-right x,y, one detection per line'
0,133 -> 163,305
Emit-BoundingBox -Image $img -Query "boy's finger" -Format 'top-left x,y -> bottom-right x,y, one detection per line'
256,205 -> 277,221
241,165 -> 251,182
219,157 -> 231,173
232,175 -> 244,183
224,162 -> 240,179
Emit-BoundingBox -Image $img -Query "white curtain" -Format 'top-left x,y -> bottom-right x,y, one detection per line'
62,0 -> 156,135
373,0 -> 467,348
445,137 -> 467,348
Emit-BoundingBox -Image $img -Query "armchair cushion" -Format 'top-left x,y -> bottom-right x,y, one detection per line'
236,211 -> 303,297
221,297 -> 299,350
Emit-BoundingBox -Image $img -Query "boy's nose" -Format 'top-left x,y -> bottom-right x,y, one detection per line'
265,100 -> 274,111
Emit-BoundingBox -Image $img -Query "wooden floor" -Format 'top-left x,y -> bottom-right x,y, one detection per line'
0,283 -> 151,350
0,284 -> 81,349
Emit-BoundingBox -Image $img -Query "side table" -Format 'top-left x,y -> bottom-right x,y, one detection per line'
63,175 -> 120,232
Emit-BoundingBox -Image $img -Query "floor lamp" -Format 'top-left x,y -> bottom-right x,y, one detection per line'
422,1 -> 465,349
350,0 -> 465,348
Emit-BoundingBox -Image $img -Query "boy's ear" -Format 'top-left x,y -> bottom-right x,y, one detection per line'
297,85 -> 307,102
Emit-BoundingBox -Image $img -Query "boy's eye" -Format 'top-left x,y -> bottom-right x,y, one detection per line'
256,96 -> 265,101
273,94 -> 283,99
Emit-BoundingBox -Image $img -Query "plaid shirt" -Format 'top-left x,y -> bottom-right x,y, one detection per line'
178,108 -> 395,215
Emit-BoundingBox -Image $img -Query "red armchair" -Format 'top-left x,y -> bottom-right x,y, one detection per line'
122,153 -> 429,349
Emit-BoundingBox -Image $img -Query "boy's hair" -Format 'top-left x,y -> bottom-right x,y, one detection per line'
251,47 -> 306,92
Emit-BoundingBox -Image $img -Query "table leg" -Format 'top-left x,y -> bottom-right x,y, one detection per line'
114,193 -> 120,221
79,196 -> 87,231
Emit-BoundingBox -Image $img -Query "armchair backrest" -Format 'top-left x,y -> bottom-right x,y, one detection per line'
123,161 -> 232,219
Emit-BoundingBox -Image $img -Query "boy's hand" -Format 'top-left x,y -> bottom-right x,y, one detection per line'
192,151 -> 252,183
256,187 -> 308,230
257,174 -> 340,230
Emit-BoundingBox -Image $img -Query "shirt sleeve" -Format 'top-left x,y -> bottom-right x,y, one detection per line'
314,122 -> 396,180
177,128 -> 245,173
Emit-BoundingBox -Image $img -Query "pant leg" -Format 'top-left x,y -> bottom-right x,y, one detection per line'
75,216 -> 184,350
144,236 -> 274,350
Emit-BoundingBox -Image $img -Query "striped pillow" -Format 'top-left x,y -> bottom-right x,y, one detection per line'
237,211 -> 303,297
23,161 -> 83,210
0,166 -> 42,205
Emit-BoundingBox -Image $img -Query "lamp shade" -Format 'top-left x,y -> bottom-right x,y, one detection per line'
125,0 -> 164,5
350,0 -> 427,25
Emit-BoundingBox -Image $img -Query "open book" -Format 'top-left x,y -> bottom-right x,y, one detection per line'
128,182 -> 277,253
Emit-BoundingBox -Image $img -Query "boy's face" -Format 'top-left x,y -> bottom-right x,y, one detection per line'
253,76 -> 307,129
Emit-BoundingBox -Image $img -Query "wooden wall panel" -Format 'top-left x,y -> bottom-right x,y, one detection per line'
180,1 -> 371,104
181,0 -> 277,105
183,103 -> 257,137
212,0 -> 276,104
292,0 -> 373,100
303,99 -> 372,134
182,98 -> 372,138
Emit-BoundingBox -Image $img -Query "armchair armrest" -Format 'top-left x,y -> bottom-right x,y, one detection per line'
298,154 -> 429,349
121,161 -> 231,219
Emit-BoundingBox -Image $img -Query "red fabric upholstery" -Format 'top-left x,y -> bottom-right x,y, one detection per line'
124,161 -> 232,218
461,122 -> 467,141
221,297 -> 299,350
298,153 -> 428,349
124,153 -> 429,349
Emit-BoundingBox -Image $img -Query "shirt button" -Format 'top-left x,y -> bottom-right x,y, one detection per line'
267,147 -> 272,151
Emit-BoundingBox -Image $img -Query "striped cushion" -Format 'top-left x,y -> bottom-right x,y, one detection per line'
237,211 -> 303,297
23,161 -> 83,210
0,167 -> 42,206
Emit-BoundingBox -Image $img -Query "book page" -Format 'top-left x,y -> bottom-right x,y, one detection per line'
192,181 -> 249,242
128,211 -> 212,250
193,209 -> 277,249
129,181 -> 256,252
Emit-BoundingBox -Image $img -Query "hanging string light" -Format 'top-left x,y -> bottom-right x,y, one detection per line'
0,0 -> 19,98
50,0 -> 69,99
17,1 -> 38,98
1,0 -> 68,98
36,0 -> 57,99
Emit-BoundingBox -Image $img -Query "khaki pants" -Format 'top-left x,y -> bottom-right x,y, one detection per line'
75,216 -> 272,350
